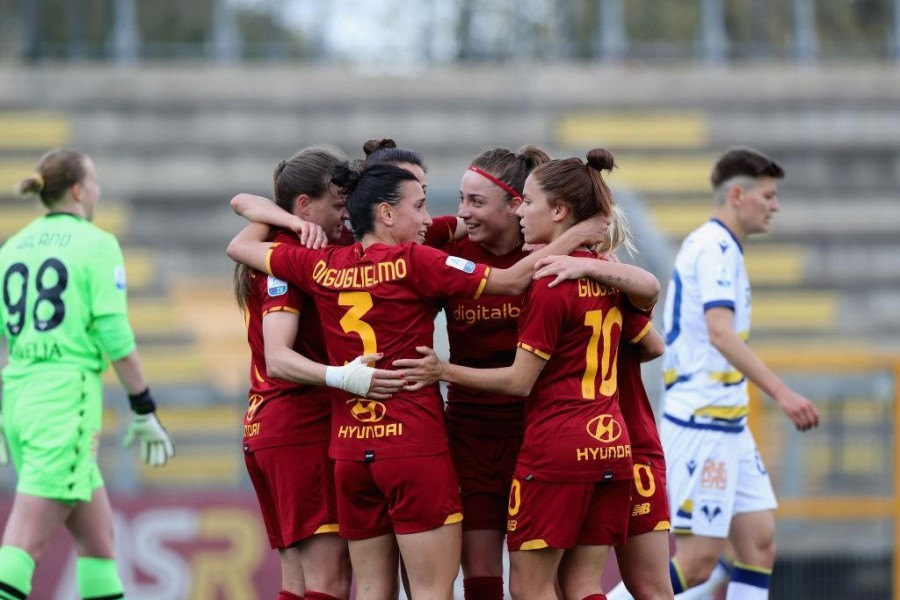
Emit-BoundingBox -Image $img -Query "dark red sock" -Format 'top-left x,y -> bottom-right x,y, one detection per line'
304,592 -> 341,600
464,576 -> 504,600
277,591 -> 304,600
580,595 -> 607,600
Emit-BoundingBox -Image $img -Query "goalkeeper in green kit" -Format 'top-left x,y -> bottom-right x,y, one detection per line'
0,149 -> 175,599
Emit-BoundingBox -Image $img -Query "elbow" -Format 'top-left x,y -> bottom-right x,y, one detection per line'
644,338 -> 665,361
640,273 -> 661,307
225,238 -> 242,262
265,355 -> 288,380
230,194 -> 248,215
707,328 -> 729,352
506,376 -> 535,397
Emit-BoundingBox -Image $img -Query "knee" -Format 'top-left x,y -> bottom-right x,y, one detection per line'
677,553 -> 720,588
748,536 -> 776,569
320,549 -> 353,598
627,578 -> 674,600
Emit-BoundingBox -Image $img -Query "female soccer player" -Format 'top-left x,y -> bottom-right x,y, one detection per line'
526,216 -> 673,600
0,149 -> 175,600
231,145 -> 404,600
227,161 -> 605,600
423,145 -> 550,600
396,148 -> 660,600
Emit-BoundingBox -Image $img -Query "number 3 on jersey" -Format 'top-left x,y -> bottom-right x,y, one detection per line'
3,258 -> 68,336
581,307 -> 622,400
338,291 -> 378,356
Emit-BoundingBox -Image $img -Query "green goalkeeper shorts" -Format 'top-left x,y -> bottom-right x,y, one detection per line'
2,369 -> 105,502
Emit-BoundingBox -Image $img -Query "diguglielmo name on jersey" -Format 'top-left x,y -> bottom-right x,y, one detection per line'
338,423 -> 404,439
576,445 -> 631,461
453,302 -> 520,324
312,258 -> 407,289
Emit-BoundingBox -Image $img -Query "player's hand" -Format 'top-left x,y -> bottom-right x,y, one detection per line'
123,412 -> 176,467
568,212 -> 611,248
0,415 -> 9,466
533,255 -> 595,288
392,346 -> 444,391
290,219 -> 328,249
326,354 -> 405,400
774,389 -> 820,431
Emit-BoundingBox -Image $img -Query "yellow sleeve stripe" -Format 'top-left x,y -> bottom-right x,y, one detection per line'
262,306 -> 300,317
264,244 -> 278,276
517,342 -> 551,361
630,321 -> 653,344
653,520 -> 671,531
253,365 -> 265,383
473,266 -> 491,299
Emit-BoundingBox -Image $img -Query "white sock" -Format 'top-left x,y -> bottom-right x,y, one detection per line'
675,559 -> 731,599
725,562 -> 770,600
725,581 -> 768,600
606,581 -> 634,600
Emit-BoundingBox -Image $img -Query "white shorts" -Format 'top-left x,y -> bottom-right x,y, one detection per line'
660,417 -> 777,538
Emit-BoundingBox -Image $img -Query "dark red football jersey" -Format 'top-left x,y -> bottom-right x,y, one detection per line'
242,229 -> 332,451
617,304 -> 664,462
267,240 -> 491,461
426,215 -> 527,435
514,250 -> 649,482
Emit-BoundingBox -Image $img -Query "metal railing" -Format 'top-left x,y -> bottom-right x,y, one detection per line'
749,350 -> 899,599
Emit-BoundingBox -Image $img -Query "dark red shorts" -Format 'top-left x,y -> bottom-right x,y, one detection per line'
244,440 -> 339,549
448,428 -> 522,531
334,452 -> 463,540
626,459 -> 671,537
506,473 -> 631,551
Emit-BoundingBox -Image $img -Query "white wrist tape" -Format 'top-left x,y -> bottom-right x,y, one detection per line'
325,357 -> 376,396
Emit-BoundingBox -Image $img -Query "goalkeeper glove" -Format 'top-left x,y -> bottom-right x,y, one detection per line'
122,388 -> 176,467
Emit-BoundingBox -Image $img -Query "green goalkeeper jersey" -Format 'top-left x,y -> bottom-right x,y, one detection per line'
0,213 -> 129,377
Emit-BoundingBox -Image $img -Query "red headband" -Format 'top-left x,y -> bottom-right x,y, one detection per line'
467,166 -> 521,200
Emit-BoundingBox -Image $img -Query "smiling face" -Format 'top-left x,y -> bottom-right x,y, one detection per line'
457,169 -> 521,246
735,176 -> 780,235
515,174 -> 557,245
387,179 -> 432,244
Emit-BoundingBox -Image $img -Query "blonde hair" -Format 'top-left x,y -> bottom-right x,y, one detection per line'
596,204 -> 636,257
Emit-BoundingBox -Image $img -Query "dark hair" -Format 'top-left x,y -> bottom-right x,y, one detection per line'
15,149 -> 88,207
233,145 -> 346,310
363,138 -> 427,172
530,148 -> 616,222
332,162 -> 419,240
710,146 -> 784,189
273,145 -> 346,212
469,144 -> 550,199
